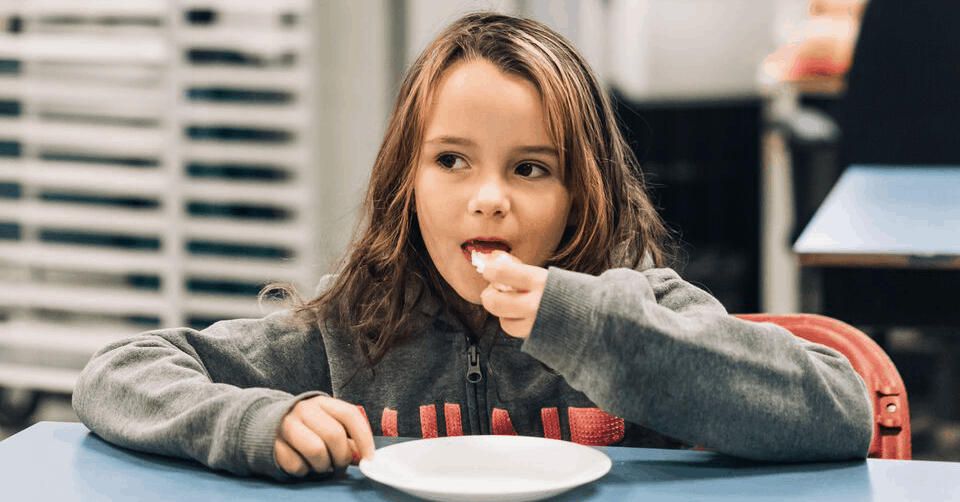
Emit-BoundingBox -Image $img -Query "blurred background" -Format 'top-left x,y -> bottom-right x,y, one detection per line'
0,0 -> 956,461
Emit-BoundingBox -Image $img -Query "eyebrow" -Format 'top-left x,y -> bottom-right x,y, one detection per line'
424,135 -> 559,157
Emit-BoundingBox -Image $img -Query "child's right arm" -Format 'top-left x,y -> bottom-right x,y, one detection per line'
72,308 -> 372,479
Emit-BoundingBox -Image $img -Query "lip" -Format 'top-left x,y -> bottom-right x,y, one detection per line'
461,238 -> 512,265
460,237 -> 512,253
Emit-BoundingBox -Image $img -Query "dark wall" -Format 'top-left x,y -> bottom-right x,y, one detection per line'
614,92 -> 762,313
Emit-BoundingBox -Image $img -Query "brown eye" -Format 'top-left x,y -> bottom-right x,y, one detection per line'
515,162 -> 548,178
437,154 -> 467,171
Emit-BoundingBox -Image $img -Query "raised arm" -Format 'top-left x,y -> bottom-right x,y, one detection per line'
521,267 -> 873,461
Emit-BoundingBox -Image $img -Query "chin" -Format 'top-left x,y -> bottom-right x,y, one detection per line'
441,269 -> 487,305
450,280 -> 484,305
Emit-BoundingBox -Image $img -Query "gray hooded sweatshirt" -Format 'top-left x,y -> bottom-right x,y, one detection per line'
72,266 -> 874,480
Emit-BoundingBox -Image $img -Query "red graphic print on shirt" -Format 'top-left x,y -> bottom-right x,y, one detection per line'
492,408 -> 518,435
381,408 -> 398,437
420,404 -> 439,438
444,403 -> 463,436
540,407 -> 562,440
402,403 -> 623,444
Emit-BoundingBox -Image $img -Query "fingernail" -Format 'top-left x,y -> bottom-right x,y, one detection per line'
352,451 -> 362,464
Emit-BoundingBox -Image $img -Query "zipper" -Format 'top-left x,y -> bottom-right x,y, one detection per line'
466,342 -> 482,383
464,335 -> 489,434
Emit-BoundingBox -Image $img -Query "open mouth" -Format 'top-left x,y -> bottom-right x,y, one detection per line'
462,239 -> 512,274
461,238 -> 512,254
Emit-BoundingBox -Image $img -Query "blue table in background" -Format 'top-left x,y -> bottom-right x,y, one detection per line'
2,422 -> 959,501
794,165 -> 960,268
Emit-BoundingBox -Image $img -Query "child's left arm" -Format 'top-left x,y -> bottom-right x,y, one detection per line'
480,256 -> 873,462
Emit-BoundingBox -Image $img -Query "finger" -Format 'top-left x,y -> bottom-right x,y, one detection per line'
296,406 -> 353,471
482,251 -> 545,291
347,438 -> 362,465
497,317 -> 534,339
274,437 -> 310,477
480,286 -> 533,320
321,428 -> 353,472
323,399 -> 376,462
281,414 -> 333,473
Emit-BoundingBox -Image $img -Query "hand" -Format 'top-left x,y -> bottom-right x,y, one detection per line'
478,250 -> 548,339
274,395 -> 375,477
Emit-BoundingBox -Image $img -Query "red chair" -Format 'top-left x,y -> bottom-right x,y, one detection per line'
735,313 -> 911,460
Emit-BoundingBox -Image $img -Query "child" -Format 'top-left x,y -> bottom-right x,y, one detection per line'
72,12 -> 873,480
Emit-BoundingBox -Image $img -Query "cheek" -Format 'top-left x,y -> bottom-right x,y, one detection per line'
414,169 -> 461,254
417,171 -> 469,221
523,192 -> 572,262
539,191 -> 572,236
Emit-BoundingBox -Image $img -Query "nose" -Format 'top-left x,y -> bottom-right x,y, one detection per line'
467,176 -> 510,217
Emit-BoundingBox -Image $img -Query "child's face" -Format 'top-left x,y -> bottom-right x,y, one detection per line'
414,58 -> 573,304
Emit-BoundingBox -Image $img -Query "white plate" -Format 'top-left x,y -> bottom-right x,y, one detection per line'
359,435 -> 612,502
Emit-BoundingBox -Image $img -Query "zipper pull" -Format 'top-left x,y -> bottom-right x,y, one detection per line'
466,343 -> 482,383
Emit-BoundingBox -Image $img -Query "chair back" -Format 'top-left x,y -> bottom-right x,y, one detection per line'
735,313 -> 911,460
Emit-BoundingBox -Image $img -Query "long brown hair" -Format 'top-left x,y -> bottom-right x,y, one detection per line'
290,12 -> 673,367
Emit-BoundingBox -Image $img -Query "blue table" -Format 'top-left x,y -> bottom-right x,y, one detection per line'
2,422 -> 959,501
794,165 -> 960,268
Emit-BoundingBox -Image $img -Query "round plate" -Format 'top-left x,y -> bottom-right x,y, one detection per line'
359,435 -> 612,502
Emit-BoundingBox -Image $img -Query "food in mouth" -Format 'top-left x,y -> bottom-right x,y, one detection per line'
471,249 -> 489,273
467,248 -> 514,292
462,239 -> 511,274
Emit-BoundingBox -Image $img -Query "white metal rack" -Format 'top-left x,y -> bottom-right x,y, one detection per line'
0,0 -> 325,397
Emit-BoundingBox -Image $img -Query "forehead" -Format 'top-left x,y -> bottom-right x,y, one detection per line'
422,58 -> 555,148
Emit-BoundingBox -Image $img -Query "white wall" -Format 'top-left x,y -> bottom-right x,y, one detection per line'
405,0 -> 520,65
608,0 -> 781,101
311,0 -> 392,277
521,0 -> 608,84
401,0 -> 785,102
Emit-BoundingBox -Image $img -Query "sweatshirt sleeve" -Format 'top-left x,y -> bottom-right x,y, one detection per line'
521,266 -> 874,461
71,308 -> 331,480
